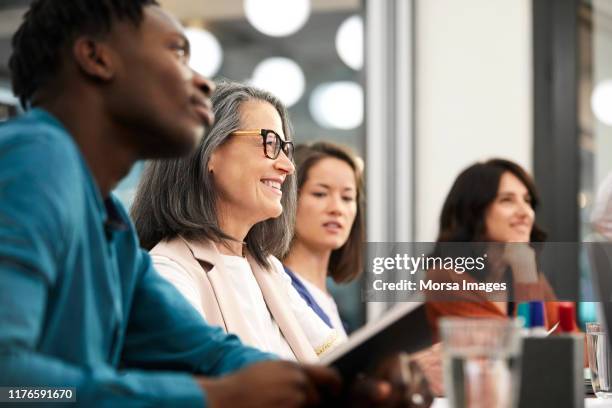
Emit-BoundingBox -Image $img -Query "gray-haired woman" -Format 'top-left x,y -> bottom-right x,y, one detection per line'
131,81 -> 341,362
132,80 -> 435,407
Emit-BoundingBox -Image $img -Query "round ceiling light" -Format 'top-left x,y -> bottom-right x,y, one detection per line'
244,0 -> 311,37
592,80 -> 612,126
185,27 -> 223,77
250,57 -> 305,107
309,81 -> 364,129
335,15 -> 363,70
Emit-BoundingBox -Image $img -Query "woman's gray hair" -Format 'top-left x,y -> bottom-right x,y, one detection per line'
131,80 -> 297,267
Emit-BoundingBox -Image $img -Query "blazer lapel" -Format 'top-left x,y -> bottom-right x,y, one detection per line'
182,238 -> 261,349
249,255 -> 318,363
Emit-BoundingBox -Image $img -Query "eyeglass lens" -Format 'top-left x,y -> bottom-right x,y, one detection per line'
263,130 -> 293,160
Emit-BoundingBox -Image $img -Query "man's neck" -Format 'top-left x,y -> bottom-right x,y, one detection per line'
41,99 -> 137,198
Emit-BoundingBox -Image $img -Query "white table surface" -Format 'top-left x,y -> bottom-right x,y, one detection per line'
431,398 -> 612,407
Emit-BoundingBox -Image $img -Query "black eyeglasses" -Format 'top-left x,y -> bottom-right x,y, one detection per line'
231,129 -> 294,161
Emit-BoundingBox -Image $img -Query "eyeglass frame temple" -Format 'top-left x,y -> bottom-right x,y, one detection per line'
231,129 -> 294,160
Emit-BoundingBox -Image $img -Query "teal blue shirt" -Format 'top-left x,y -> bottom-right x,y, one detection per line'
0,109 -> 274,406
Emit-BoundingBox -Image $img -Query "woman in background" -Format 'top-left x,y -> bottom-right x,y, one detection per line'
425,158 -> 573,339
282,142 -> 365,340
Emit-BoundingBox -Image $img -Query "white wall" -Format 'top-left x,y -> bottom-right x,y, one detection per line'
414,0 -> 533,241
593,0 -> 612,189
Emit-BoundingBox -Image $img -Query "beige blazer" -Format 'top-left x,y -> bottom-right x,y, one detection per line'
150,236 -> 328,363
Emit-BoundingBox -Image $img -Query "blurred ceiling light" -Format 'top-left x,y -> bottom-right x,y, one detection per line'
335,15 -> 363,70
579,192 -> 588,209
309,81 -> 364,129
592,80 -> 612,126
185,27 -> 223,77
250,57 -> 305,107
244,0 -> 310,37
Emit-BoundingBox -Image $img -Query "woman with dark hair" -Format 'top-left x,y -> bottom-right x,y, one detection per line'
426,158 -> 572,339
436,159 -> 546,243
282,142 -> 365,339
131,81 -> 341,362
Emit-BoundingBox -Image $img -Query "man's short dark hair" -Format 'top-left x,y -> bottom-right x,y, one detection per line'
9,0 -> 158,108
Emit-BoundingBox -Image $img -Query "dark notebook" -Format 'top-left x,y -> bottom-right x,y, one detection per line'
321,302 -> 433,381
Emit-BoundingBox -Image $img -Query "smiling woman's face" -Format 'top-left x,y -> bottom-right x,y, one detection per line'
484,171 -> 535,243
208,99 -> 295,227
294,157 -> 358,251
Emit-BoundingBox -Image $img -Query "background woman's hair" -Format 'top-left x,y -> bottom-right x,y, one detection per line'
436,158 -> 547,243
131,80 -> 297,267
288,141 -> 365,283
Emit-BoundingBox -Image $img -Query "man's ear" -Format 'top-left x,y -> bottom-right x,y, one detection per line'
72,37 -> 115,81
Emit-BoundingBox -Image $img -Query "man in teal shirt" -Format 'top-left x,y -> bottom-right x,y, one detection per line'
0,0 -> 340,406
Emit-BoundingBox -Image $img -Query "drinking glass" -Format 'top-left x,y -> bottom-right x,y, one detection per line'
440,318 -> 523,408
586,322 -> 612,398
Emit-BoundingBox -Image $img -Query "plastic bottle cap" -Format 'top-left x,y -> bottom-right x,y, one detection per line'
558,302 -> 575,333
529,301 -> 545,328
517,302 -> 531,328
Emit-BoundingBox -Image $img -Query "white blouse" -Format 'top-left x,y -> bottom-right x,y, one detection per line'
152,254 -> 340,361
294,273 -> 349,341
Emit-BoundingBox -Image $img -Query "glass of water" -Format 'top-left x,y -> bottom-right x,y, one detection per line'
586,322 -> 612,398
440,318 -> 523,408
